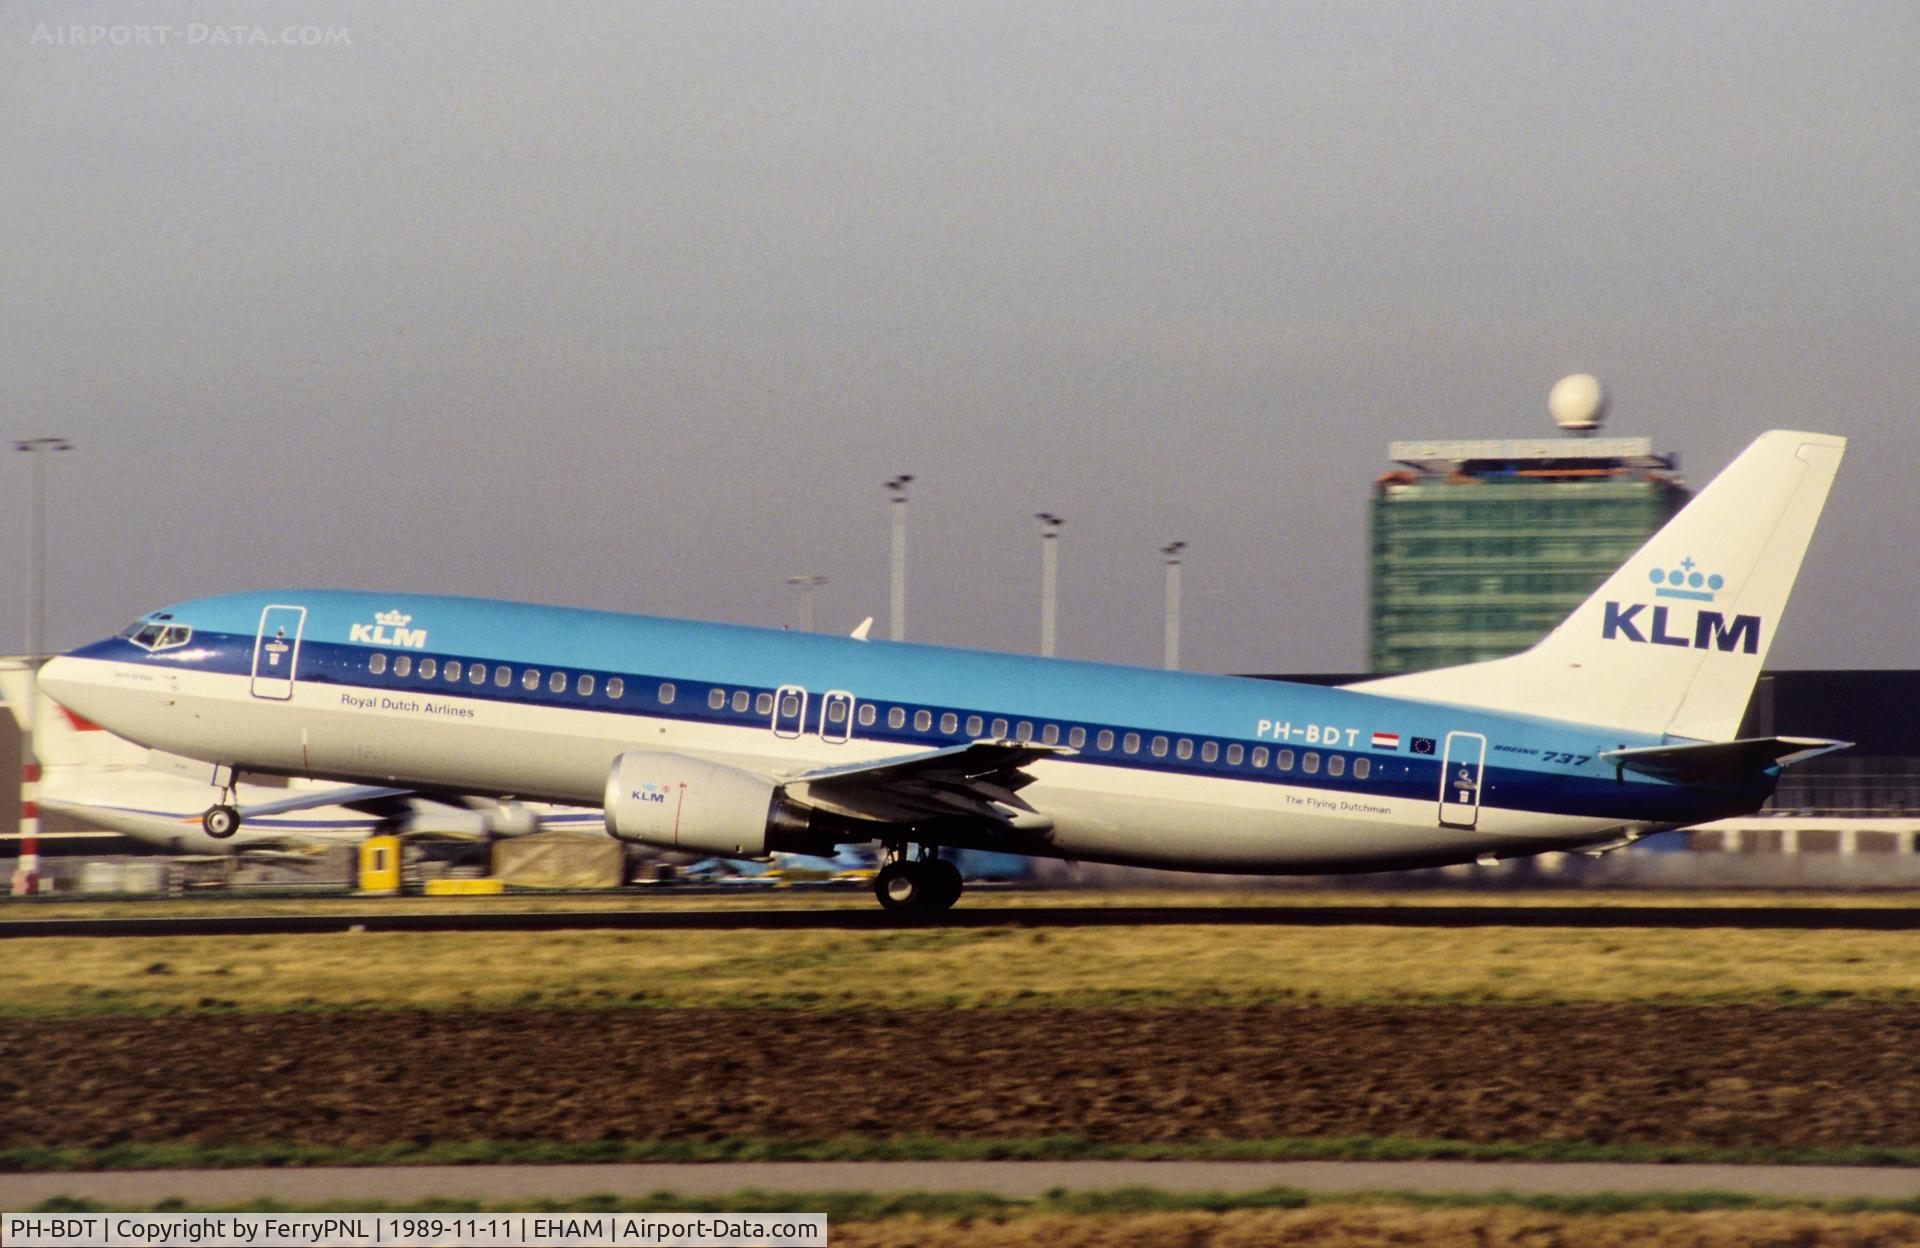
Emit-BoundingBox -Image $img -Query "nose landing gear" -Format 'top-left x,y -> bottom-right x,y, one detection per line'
202,769 -> 242,839
874,844 -> 963,915
202,804 -> 241,839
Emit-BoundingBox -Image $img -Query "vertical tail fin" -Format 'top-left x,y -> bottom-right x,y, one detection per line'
1352,431 -> 1846,740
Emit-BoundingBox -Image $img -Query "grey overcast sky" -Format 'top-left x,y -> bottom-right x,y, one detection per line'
3,2 -> 1916,674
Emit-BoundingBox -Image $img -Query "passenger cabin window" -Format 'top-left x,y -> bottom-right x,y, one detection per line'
991,718 -> 1008,738
1042,724 -> 1060,746
1251,747 -> 1269,768
522,669 -> 540,691
1302,752 -> 1320,774
966,715 -> 983,737
577,673 -> 595,696
394,656 -> 413,678
1068,726 -> 1086,749
608,677 -> 625,699
1016,721 -> 1033,742
858,704 -> 876,727
1276,749 -> 1294,770
494,666 -> 512,688
444,660 -> 461,682
888,707 -> 906,730
914,709 -> 932,732
1226,744 -> 1243,765
1097,729 -> 1115,751
469,663 -> 486,685
709,689 -> 726,710
939,712 -> 957,734
1354,757 -> 1371,780
1175,739 -> 1193,760
1151,736 -> 1168,757
781,692 -> 801,717
1327,755 -> 1345,777
1201,741 -> 1218,763
1123,733 -> 1141,754
369,654 -> 387,675
549,671 -> 567,694
757,692 -> 775,715
731,690 -> 750,713
418,658 -> 436,680
829,701 -> 850,724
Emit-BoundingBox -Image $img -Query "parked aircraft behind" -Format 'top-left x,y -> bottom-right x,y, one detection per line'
1,664 -> 600,856
40,431 -> 1847,912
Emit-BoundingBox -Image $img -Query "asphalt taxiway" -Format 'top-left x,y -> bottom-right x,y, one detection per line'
2,901 -> 1918,937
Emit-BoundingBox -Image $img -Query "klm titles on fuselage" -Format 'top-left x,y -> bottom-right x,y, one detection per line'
348,610 -> 427,650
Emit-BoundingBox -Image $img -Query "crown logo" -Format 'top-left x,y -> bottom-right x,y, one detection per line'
376,609 -> 413,628
1648,557 -> 1724,602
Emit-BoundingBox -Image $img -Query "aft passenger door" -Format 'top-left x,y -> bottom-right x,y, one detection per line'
250,605 -> 307,700
1437,730 -> 1487,829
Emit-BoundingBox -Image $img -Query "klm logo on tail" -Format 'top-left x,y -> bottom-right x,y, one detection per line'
1602,559 -> 1761,654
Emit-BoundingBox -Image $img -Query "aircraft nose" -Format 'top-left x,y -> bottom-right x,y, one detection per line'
36,655 -> 81,708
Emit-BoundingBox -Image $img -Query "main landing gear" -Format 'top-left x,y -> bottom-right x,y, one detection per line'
874,844 -> 963,916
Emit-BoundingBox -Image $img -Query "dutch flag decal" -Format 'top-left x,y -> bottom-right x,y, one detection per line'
1370,732 -> 1400,750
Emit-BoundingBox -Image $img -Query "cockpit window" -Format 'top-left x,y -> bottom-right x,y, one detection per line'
121,620 -> 192,652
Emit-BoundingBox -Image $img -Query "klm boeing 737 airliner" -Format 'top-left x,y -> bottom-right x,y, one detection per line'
40,431 -> 1847,912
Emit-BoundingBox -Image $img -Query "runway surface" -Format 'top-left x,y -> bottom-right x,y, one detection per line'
3,902 -> 1919,937
4,1160 -> 1919,1206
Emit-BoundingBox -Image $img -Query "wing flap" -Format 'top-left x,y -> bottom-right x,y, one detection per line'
793,740 -> 1067,831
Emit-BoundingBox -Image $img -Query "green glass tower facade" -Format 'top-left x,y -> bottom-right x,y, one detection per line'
1369,438 -> 1689,674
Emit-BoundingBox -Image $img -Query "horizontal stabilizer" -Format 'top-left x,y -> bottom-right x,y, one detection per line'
1600,737 -> 1850,785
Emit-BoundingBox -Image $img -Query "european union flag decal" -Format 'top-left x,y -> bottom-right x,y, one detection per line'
1410,737 -> 1436,756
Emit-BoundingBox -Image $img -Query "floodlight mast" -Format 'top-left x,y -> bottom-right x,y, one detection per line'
885,475 -> 913,641
1161,541 -> 1186,671
785,575 -> 827,632
1036,513 -> 1063,657
12,436 -> 72,897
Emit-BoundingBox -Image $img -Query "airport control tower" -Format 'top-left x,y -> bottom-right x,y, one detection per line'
1369,375 -> 1691,674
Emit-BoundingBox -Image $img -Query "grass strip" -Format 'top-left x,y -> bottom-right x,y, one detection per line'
21,1188 -> 1920,1218
11,1134 -> 1920,1173
8,921 -> 1920,1014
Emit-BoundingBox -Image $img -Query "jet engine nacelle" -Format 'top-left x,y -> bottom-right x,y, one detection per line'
603,751 -> 811,858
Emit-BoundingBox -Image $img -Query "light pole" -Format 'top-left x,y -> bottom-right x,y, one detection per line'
1161,541 -> 1186,670
785,575 -> 827,632
885,475 -> 913,641
1036,513 -> 1063,657
13,436 -> 72,897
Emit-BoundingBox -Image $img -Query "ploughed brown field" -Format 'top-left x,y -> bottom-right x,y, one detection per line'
5,1003 -> 1919,1152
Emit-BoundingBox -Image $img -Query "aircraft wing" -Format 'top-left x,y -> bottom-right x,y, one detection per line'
239,788 -> 599,839
237,785 -> 416,820
791,740 -> 1070,829
1600,736 -> 1851,785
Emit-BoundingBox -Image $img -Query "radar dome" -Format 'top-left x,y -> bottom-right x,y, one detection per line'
1549,373 -> 1607,434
